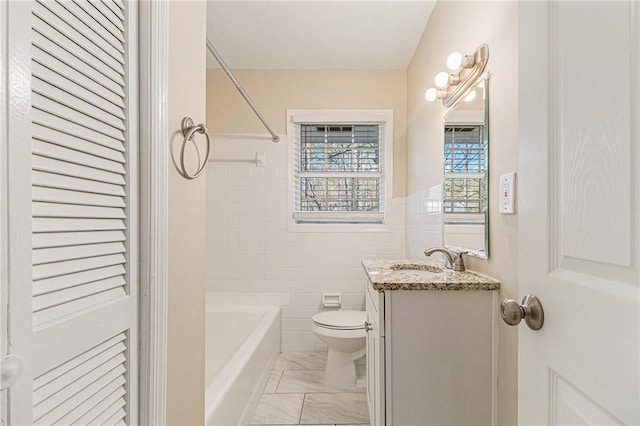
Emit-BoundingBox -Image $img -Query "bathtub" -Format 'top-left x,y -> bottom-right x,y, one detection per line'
205,305 -> 281,425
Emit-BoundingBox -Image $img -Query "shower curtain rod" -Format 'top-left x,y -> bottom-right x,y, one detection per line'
206,39 -> 280,143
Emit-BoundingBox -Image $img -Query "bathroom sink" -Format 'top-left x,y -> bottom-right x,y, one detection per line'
389,263 -> 443,273
362,259 -> 501,291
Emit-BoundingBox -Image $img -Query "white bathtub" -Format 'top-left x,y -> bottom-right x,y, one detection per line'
205,305 -> 281,425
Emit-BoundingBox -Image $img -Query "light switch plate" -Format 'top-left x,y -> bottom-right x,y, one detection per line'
499,172 -> 516,214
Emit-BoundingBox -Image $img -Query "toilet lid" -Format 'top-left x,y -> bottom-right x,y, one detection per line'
312,310 -> 367,330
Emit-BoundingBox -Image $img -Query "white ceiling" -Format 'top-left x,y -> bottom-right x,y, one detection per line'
206,1 -> 436,69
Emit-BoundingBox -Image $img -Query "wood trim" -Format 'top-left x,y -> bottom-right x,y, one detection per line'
138,1 -> 169,424
6,3 -> 36,422
125,1 -> 140,423
1,8 -> 9,424
0,0 -> 8,353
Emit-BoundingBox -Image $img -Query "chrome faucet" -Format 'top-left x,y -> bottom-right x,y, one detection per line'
424,247 -> 467,272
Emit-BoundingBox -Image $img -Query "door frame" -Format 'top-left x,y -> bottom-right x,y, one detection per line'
139,1 -> 170,425
0,2 -> 171,424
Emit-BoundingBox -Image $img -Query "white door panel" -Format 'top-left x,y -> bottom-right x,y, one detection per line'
518,2 -> 639,424
5,0 -> 138,423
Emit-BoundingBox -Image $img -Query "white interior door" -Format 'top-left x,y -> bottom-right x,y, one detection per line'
4,0 -> 138,424
518,2 -> 639,424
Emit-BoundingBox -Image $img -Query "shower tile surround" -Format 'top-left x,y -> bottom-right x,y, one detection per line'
206,135 -> 407,351
250,352 -> 369,425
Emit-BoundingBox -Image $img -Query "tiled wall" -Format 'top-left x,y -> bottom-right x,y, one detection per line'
206,134 -> 406,351
405,185 -> 443,259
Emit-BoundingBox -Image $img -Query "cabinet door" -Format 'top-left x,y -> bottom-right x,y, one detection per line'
366,285 -> 385,426
365,293 -> 377,425
374,305 -> 385,426
374,332 -> 385,426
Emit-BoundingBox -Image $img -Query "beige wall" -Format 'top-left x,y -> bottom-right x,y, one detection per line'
406,2 -> 519,424
207,69 -> 408,197
167,1 -> 207,424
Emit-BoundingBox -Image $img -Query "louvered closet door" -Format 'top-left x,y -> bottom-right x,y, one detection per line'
6,0 -> 138,424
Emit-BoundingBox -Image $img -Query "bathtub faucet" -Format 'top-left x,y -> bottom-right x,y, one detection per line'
424,247 -> 467,272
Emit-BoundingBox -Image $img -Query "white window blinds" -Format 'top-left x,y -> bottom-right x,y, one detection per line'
289,111 -> 392,225
443,125 -> 486,215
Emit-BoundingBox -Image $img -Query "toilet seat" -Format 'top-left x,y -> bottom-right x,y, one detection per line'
312,310 -> 366,330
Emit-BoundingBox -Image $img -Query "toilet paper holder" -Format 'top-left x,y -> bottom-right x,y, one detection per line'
321,293 -> 342,308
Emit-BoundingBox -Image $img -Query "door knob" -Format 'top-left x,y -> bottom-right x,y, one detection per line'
500,294 -> 544,330
1,355 -> 24,390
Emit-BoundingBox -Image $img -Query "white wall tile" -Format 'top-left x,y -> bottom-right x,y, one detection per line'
406,185 -> 444,259
206,134 -> 405,351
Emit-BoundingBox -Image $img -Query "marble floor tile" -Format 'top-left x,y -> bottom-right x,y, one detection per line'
274,352 -> 328,371
249,351 -> 368,425
250,393 -> 304,425
264,369 -> 284,393
299,393 -> 369,425
277,370 -> 365,394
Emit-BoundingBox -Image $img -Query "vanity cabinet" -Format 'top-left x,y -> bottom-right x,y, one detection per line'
363,262 -> 499,426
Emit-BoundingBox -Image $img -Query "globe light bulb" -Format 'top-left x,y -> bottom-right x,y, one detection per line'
464,90 -> 477,102
434,72 -> 449,88
425,88 -> 438,102
446,52 -> 463,70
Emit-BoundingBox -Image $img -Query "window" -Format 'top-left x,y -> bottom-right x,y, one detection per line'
287,110 -> 393,226
443,125 -> 486,217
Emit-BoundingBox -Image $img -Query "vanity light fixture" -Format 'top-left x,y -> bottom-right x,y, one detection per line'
424,44 -> 489,107
464,90 -> 477,103
446,51 -> 476,71
434,71 -> 449,88
424,88 -> 440,102
446,52 -> 463,70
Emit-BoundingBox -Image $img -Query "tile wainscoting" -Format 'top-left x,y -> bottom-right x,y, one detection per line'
405,184 -> 443,259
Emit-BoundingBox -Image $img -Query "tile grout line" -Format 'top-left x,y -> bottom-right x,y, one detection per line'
250,352 -> 368,425
274,368 -> 284,393
298,392 -> 307,425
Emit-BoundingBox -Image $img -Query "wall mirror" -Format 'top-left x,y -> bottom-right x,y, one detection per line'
442,75 -> 489,259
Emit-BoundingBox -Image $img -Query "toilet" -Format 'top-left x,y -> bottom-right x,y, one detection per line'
311,310 -> 367,388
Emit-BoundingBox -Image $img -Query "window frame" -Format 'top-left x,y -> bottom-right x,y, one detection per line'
287,109 -> 394,232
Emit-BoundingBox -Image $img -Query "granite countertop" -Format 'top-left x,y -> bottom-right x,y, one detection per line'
361,259 -> 500,292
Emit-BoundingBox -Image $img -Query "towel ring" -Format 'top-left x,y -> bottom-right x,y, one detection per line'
179,117 -> 211,179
